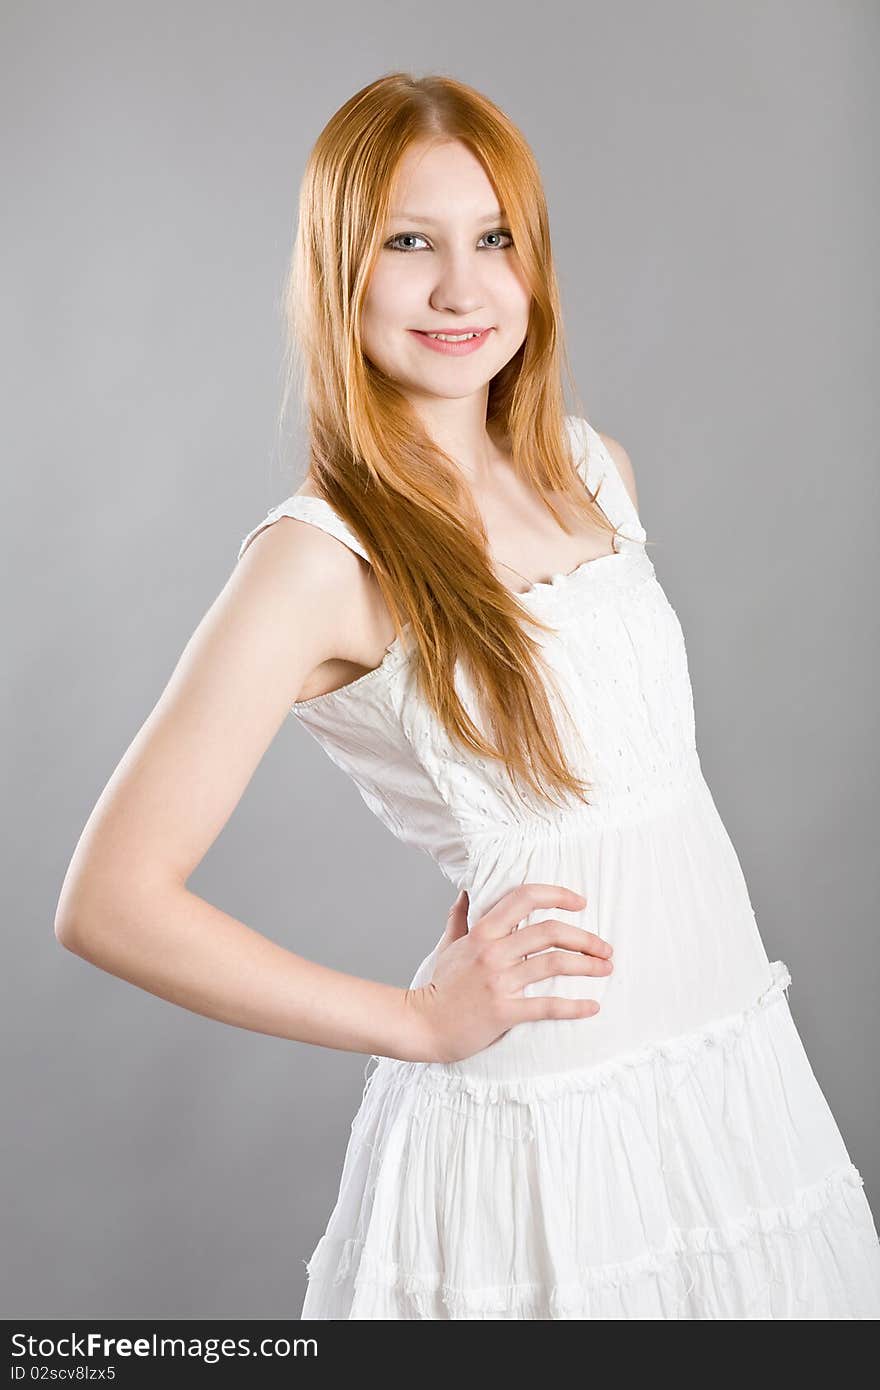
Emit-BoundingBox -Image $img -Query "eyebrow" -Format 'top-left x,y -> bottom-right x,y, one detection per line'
389,208 -> 506,223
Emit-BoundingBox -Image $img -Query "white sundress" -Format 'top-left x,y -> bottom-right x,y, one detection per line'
237,415 -> 880,1319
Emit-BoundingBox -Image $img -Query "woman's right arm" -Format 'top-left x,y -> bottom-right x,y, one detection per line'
54,514 -> 613,1065
52,515 -> 433,1061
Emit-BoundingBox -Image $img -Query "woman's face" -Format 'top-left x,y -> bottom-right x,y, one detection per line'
360,139 -> 532,402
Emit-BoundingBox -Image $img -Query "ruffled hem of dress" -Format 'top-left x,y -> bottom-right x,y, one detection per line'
374,958 -> 793,1105
298,959 -> 880,1319
303,1164 -> 879,1318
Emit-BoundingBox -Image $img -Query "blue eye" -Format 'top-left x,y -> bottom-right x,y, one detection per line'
481,229 -> 514,250
385,229 -> 514,253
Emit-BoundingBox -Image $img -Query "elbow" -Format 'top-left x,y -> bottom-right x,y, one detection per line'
54,898 -> 123,964
54,882 -> 79,948
54,902 -> 93,955
53,877 -> 106,956
53,872 -> 178,960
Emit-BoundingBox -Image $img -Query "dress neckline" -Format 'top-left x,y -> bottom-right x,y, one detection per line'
490,424 -> 641,598
291,422 -> 632,603
504,546 -> 624,600
286,417 -> 648,711
291,547 -> 648,712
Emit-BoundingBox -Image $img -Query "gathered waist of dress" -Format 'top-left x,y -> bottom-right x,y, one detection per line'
457,746 -> 707,861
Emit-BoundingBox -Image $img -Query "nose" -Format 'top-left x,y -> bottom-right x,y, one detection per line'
428,251 -> 486,319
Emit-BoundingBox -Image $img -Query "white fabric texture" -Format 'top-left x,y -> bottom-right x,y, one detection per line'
238,416 -> 880,1319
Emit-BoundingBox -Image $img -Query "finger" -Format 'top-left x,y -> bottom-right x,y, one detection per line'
475,883 -> 587,940
500,919 -> 613,963
508,949 -> 614,988
513,995 -> 601,1022
439,888 -> 470,945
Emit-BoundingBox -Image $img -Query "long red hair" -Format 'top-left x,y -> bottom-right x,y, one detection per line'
280,72 -> 624,809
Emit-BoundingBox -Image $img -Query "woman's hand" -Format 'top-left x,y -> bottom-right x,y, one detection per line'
407,883 -> 613,1064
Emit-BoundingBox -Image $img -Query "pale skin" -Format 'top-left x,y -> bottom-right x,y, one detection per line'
54,137 -> 638,1066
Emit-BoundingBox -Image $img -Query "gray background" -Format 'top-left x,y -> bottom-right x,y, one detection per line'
3,0 -> 877,1319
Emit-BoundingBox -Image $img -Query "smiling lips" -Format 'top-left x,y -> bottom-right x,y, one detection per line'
409,327 -> 494,356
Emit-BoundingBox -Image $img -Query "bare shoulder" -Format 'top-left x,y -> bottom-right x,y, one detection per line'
234,509 -> 370,668
598,431 -> 639,513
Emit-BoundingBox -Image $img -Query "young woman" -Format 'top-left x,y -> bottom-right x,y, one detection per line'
56,73 -> 880,1319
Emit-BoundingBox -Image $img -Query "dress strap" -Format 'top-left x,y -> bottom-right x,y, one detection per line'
566,415 -> 647,548
237,493 -> 371,564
